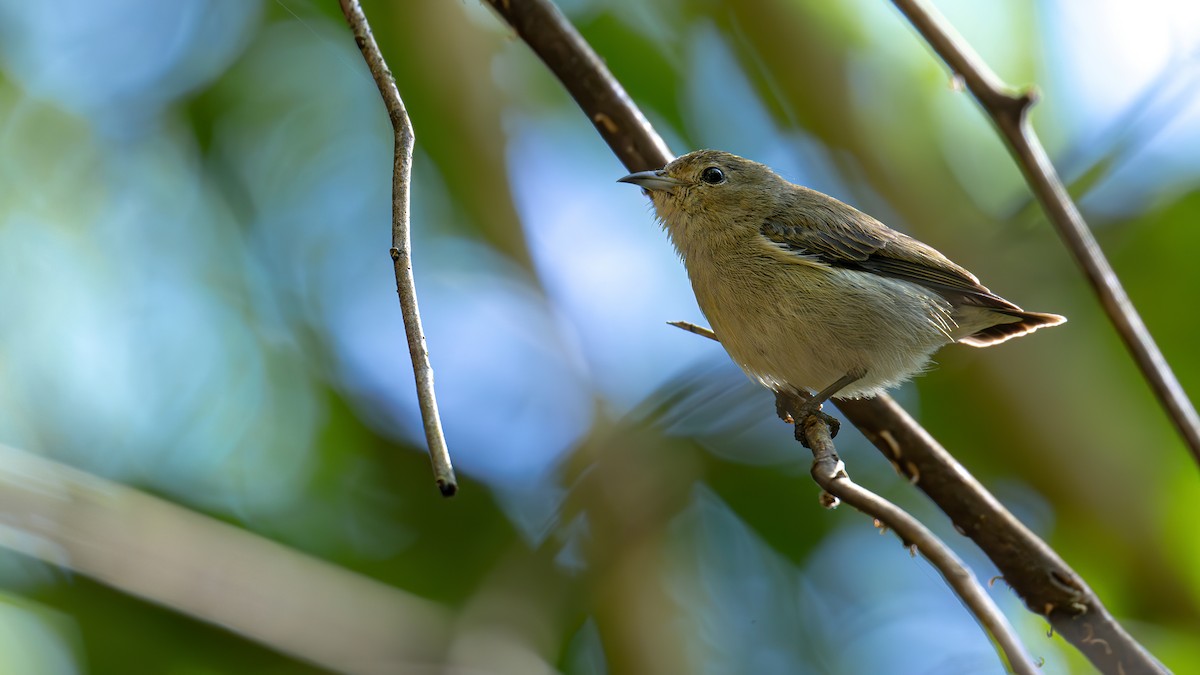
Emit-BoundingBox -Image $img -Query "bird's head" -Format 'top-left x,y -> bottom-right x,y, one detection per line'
618,150 -> 786,248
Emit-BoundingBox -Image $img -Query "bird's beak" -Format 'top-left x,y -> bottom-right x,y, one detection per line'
618,170 -> 686,192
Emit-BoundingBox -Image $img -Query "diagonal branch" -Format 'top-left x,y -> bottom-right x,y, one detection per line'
778,394 -> 1038,675
835,395 -> 1167,674
340,0 -> 457,496
674,320 -> 1165,674
482,0 -> 1166,671
890,0 -> 1200,468
482,0 -> 670,173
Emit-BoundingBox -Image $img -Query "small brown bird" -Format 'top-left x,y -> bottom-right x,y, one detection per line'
620,150 -> 1065,415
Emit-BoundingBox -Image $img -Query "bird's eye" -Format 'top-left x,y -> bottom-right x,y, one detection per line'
700,166 -> 726,185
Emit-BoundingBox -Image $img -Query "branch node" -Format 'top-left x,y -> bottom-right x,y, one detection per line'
1017,85 -> 1039,109
894,0 -> 1200,468
878,429 -> 902,459
593,111 -> 618,135
1090,637 -> 1114,656
1048,568 -> 1084,596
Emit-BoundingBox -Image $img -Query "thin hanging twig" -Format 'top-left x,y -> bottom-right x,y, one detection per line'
889,0 -> 1200,469
340,0 -> 457,496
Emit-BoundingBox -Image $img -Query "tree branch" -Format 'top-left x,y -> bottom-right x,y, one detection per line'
339,0 -> 457,496
779,395 -> 1038,675
481,1 -> 1166,671
889,0 -> 1200,469
0,444 -> 453,674
482,0 -> 670,172
835,396 -> 1167,674
673,320 -> 1165,673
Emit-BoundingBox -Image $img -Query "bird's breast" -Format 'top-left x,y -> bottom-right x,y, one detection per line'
682,243 -> 956,397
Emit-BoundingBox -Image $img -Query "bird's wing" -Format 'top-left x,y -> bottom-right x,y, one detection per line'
760,207 -> 1019,310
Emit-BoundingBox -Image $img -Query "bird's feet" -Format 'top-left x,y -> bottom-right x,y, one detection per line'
793,405 -> 840,448
774,391 -> 841,448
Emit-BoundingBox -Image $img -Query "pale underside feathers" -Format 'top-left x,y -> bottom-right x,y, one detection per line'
620,149 -> 1066,398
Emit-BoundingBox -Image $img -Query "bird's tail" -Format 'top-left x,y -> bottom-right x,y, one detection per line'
958,309 -> 1067,347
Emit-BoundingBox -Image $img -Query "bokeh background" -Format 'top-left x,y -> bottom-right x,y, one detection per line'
1,0 -> 1198,672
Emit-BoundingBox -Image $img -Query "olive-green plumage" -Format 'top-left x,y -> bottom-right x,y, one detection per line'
620,149 -> 1065,400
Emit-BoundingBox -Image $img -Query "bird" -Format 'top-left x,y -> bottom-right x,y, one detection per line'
619,149 -> 1065,423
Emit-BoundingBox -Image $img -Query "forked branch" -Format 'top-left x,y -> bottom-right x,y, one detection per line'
890,0 -> 1200,469
674,320 -> 1163,674
778,393 -> 1038,675
482,0 -> 1166,671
